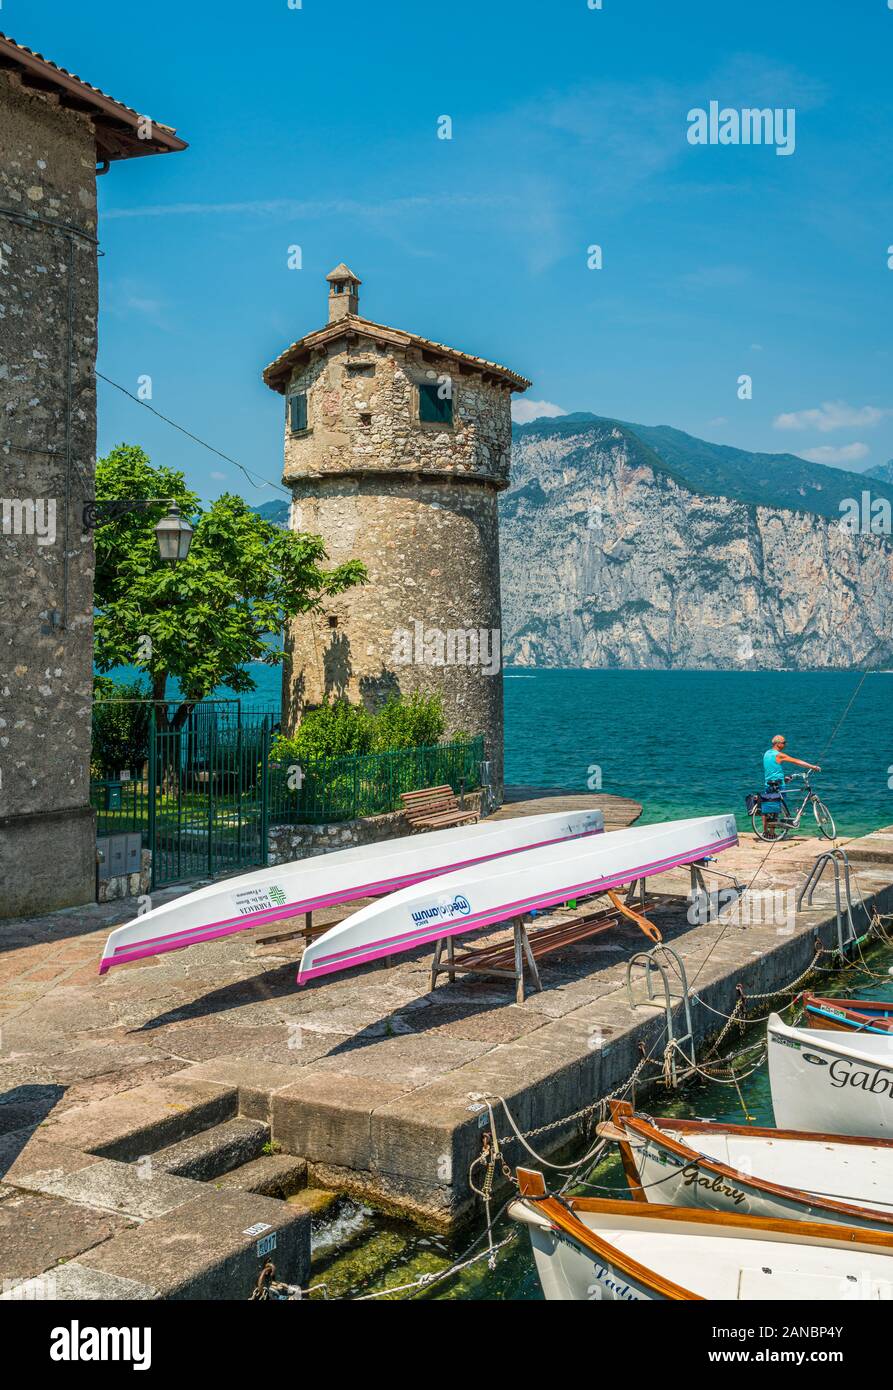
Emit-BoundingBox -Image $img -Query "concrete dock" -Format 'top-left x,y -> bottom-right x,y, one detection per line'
2,792 -> 893,1295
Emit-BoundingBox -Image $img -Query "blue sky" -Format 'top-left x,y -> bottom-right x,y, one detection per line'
16,0 -> 893,503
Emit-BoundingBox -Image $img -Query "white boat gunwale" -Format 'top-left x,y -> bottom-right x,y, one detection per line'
769,1012 -> 893,1065
607,1098 -> 893,1228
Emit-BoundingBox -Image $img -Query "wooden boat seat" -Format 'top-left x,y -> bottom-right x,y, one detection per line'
400,784 -> 478,830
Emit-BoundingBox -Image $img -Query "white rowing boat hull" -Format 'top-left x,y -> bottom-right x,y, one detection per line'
509,1180 -> 893,1301
298,814 -> 738,984
98,809 -> 603,974
613,1105 -> 893,1232
768,1011 -> 893,1138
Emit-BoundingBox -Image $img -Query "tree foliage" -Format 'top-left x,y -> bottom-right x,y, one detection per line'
92,445 -> 366,729
90,676 -> 152,778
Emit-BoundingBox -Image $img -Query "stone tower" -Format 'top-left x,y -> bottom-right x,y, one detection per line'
262,265 -> 530,800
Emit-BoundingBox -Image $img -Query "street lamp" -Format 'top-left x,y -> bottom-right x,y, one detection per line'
154,504 -> 193,563
83,498 -> 194,565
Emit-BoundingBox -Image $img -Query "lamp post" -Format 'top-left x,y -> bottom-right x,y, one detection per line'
82,498 -> 194,564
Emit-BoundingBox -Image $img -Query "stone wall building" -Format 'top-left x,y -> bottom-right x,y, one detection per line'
263,266 -> 530,799
0,34 -> 184,918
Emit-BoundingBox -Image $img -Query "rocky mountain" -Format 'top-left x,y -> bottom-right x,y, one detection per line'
251,499 -> 290,527
865,459 -> 893,486
500,417 -> 893,670
520,415 -> 893,520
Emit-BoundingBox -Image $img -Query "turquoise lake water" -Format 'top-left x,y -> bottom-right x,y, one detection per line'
502,668 -> 893,837
206,665 -> 893,837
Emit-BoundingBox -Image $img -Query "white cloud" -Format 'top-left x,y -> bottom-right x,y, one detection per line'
512,399 -> 568,424
799,442 -> 870,464
773,401 -> 889,433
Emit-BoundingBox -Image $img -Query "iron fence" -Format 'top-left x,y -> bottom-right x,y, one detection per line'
90,699 -> 483,884
267,736 -> 485,825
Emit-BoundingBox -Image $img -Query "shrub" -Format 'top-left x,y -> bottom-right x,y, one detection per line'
270,696 -> 374,763
269,690 -> 448,767
371,690 -> 445,750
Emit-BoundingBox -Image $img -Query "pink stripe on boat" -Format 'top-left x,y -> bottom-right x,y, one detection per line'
297,834 -> 738,983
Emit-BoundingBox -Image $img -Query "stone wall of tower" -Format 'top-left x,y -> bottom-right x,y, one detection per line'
280,338 -> 513,798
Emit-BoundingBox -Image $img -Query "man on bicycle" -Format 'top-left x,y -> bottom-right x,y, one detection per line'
761,735 -> 820,838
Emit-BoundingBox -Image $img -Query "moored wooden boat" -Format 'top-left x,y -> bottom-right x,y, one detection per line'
602,1098 -> 893,1232
768,1011 -> 893,1138
508,1168 -> 893,1301
801,992 -> 893,1035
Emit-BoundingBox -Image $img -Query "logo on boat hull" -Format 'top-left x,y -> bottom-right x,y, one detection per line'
410,895 -> 472,927
232,884 -> 288,916
681,1162 -> 748,1206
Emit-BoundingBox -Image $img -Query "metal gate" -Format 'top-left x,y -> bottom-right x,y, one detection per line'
148,706 -> 271,889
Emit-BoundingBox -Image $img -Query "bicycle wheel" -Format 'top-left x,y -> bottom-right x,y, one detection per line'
751,807 -> 791,842
813,799 -> 836,840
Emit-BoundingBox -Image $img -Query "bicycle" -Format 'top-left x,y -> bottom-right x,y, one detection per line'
750,770 -> 836,843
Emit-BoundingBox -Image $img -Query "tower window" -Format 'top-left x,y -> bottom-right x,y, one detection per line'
418,381 -> 453,426
288,391 -> 308,432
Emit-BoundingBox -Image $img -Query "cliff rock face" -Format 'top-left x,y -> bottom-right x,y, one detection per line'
500,420 -> 893,669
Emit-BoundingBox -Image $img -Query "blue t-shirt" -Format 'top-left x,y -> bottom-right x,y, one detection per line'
763,748 -> 785,787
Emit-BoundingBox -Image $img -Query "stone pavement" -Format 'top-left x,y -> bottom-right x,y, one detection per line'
1,816 -> 892,1291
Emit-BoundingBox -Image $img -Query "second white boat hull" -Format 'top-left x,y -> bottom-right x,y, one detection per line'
298,814 -> 738,984
768,1011 -> 893,1138
616,1111 -> 893,1231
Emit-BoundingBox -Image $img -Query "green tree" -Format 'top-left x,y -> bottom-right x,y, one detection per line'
93,445 -> 366,730
90,676 -> 152,777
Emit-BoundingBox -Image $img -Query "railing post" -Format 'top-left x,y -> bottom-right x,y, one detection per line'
208,712 -> 215,878
237,717 -> 243,867
148,706 -> 157,891
260,716 -> 270,866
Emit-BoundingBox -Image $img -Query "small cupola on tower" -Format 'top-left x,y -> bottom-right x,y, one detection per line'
326,262 -> 361,323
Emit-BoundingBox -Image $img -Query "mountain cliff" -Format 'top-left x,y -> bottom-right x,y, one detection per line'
865,459 -> 893,486
500,417 -> 893,670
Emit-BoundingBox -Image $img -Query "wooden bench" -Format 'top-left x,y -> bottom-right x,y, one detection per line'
400,784 -> 478,831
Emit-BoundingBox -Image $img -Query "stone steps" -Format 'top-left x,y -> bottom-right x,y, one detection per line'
40,1077 -> 239,1163
214,1152 -> 307,1198
148,1117 -> 271,1182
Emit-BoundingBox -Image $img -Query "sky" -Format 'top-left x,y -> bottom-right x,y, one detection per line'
13,0 -> 893,504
